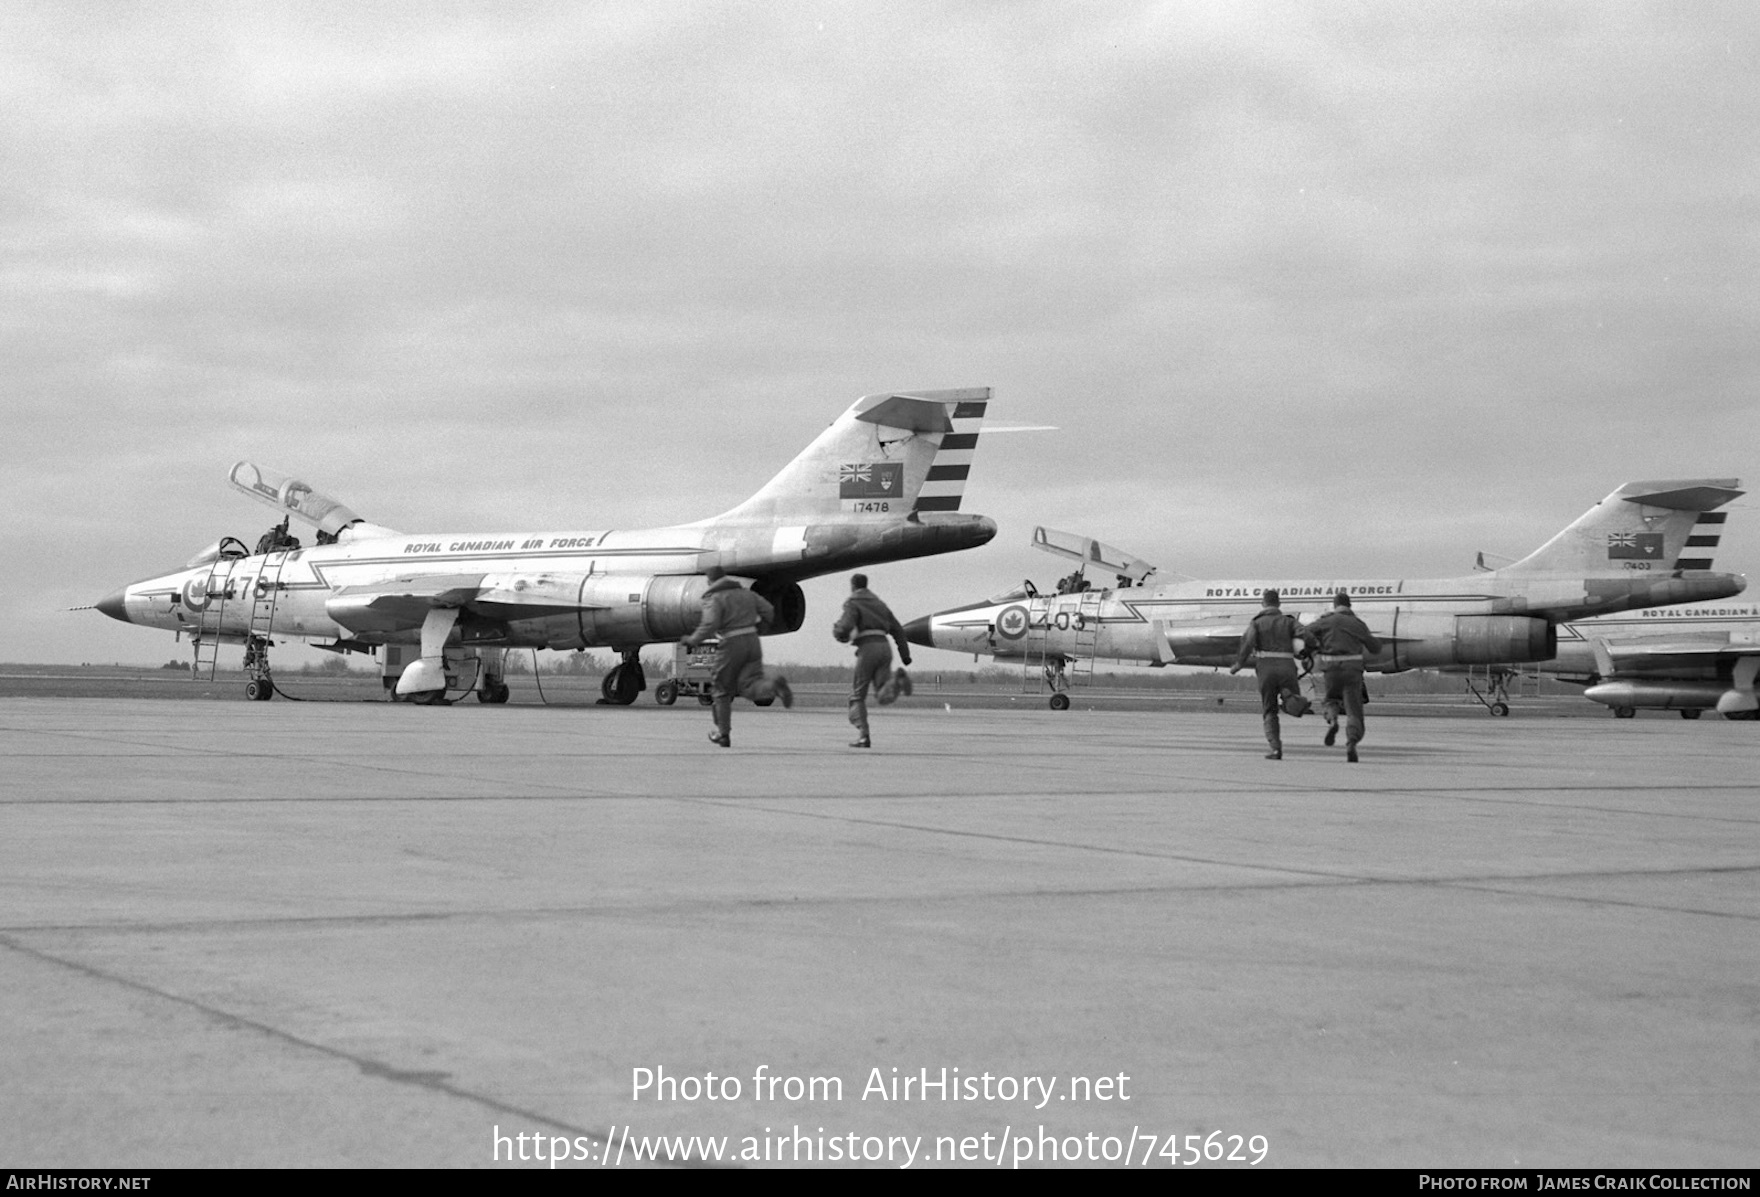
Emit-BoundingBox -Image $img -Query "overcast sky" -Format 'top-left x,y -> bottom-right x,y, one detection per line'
6,1 -> 1758,669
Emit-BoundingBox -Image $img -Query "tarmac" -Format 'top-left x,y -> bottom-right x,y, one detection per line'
1,689 -> 1755,1169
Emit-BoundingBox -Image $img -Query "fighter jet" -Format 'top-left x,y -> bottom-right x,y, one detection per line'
95,388 -> 997,703
903,480 -> 1746,709
1442,507 -> 1760,719
1542,601 -> 1760,719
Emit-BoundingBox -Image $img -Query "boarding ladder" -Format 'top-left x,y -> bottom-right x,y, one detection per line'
190,561 -> 236,681
189,550 -> 290,686
241,550 -> 292,690
1067,589 -> 1104,687
1019,594 -> 1054,696
1019,588 -> 1105,708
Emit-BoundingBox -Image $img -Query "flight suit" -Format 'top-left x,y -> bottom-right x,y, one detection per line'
832,587 -> 912,745
682,577 -> 786,743
1233,605 -> 1307,757
1305,605 -> 1383,753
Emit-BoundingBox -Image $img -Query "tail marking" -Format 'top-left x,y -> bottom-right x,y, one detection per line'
914,397 -> 987,513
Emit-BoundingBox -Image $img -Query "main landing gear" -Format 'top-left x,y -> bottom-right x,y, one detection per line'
1464,668 -> 1513,717
598,651 -> 648,706
475,648 -> 510,703
1043,657 -> 1072,710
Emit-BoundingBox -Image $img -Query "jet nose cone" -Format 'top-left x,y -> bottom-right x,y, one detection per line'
902,615 -> 936,648
95,588 -> 131,623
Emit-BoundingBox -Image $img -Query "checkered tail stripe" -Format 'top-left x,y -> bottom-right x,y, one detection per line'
1674,510 -> 1725,571
912,399 -> 986,513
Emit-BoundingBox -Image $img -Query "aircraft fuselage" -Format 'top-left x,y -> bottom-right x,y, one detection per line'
1552,603 -> 1760,681
107,512 -> 996,653
910,570 -> 1746,672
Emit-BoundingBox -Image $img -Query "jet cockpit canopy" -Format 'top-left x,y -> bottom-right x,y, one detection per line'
228,461 -> 364,538
183,537 -> 251,569
1031,526 -> 1156,584
226,461 -> 401,542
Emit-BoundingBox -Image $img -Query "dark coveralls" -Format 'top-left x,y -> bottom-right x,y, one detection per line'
832,587 -> 911,741
681,577 -> 780,739
1233,605 -> 1307,754
1304,607 -> 1383,748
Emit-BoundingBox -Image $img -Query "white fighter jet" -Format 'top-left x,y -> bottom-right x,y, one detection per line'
902,479 -> 1746,710
1422,508 -> 1759,720
1540,600 -> 1760,720
95,388 -> 997,703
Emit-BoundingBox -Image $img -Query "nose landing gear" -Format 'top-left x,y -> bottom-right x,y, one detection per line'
243,636 -> 275,700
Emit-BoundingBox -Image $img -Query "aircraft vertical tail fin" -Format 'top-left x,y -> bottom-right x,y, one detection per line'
704,388 -> 991,524
1499,479 -> 1743,575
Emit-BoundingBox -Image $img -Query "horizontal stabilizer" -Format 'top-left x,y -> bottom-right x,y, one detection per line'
1619,482 -> 1745,511
1032,526 -> 1156,583
854,395 -> 954,434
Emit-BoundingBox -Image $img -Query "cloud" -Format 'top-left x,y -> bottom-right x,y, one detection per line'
5,2 -> 1758,666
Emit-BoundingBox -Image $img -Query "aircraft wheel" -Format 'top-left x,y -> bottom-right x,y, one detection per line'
599,663 -> 642,705
1490,702 -> 1509,717
1614,706 -> 1637,719
245,679 -> 271,701
1680,709 -> 1702,720
698,691 -> 715,707
655,681 -> 678,706
1049,693 -> 1071,711
410,689 -> 448,706
477,682 -> 510,704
